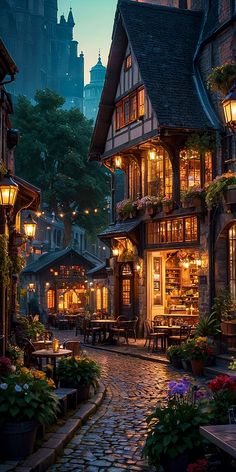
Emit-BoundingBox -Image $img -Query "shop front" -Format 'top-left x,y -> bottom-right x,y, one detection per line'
146,216 -> 208,327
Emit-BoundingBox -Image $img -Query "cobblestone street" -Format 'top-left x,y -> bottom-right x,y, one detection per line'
48,349 -> 192,472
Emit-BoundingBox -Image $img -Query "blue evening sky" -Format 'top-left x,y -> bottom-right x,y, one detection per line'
58,0 -> 118,83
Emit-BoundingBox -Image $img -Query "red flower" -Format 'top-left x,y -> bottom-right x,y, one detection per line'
208,374 -> 236,392
187,458 -> 208,472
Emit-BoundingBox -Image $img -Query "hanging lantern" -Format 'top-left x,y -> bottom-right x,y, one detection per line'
114,155 -> 122,169
23,214 -> 37,240
149,148 -> 156,161
222,87 -> 236,129
112,247 -> 119,257
0,174 -> 18,207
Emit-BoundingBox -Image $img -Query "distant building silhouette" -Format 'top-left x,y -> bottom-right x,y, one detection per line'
0,1 -> 84,110
84,53 -> 106,122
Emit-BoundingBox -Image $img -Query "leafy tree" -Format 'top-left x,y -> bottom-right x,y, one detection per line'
14,89 -> 109,246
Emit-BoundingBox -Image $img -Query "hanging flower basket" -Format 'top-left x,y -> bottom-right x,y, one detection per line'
205,172 -> 236,209
207,62 -> 236,95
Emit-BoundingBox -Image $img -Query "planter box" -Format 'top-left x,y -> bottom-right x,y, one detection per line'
224,185 -> 236,205
182,196 -> 202,209
221,320 -> 236,335
163,202 -> 174,214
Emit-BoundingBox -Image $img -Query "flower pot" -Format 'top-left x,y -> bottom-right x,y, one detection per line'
161,452 -> 189,472
77,384 -> 91,403
171,355 -> 183,369
163,202 -> 173,214
224,185 -> 236,205
0,420 -> 38,459
191,359 -> 204,376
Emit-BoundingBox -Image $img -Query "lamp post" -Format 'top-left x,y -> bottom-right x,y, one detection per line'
222,86 -> 236,130
23,213 -> 37,240
0,173 -> 19,356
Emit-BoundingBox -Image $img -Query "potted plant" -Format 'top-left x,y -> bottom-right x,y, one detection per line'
57,356 -> 101,402
162,196 -> 174,214
187,337 -> 213,376
181,187 -> 205,209
208,374 -> 236,424
180,341 -> 192,372
143,379 -> 210,472
207,62 -> 236,95
17,314 -> 45,341
0,369 -> 58,459
6,344 -> 24,366
134,195 -> 162,216
166,345 -> 183,368
205,172 -> 236,209
116,198 -> 136,220
211,288 -> 236,337
194,313 -> 220,338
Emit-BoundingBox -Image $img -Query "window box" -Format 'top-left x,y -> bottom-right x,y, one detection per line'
162,198 -> 174,214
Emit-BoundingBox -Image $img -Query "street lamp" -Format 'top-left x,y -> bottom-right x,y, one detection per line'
0,173 -> 18,207
222,87 -> 236,130
23,213 -> 37,240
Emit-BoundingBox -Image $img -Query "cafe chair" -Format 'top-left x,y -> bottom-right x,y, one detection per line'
110,316 -> 129,344
75,315 -> 85,336
83,318 -> 102,344
23,339 -> 37,368
64,340 -> 81,357
127,316 -> 138,342
168,325 -> 191,346
144,320 -> 166,352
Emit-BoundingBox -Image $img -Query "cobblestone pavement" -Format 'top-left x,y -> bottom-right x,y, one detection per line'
48,349 -> 194,472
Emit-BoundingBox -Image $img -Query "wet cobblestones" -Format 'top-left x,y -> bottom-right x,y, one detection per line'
48,349 -> 194,472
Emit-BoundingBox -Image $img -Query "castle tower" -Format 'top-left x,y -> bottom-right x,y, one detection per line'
44,0 -> 58,22
84,52 -> 106,122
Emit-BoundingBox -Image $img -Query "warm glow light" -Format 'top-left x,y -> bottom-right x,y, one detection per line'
149,148 -> 156,161
36,211 -> 42,217
94,208 -> 98,213
0,174 -> 18,207
112,247 -> 119,257
183,261 -> 190,269
45,282 -> 50,288
28,283 -> 35,291
136,263 -> 141,271
84,209 -> 89,215
222,88 -> 236,129
59,213 -> 64,218
54,271 -> 58,276
72,211 -> 77,216
23,214 -> 37,240
53,338 -> 59,353
114,155 -> 122,168
196,258 -> 202,267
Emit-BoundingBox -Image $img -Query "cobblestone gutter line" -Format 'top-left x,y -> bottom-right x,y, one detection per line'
7,383 -> 106,472
84,344 -> 169,365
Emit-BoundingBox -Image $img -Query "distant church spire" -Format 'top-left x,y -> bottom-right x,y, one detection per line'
67,7 -> 75,26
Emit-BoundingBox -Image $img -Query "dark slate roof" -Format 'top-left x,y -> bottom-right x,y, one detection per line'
87,262 -> 106,276
22,248 -> 97,274
90,1 -> 216,159
98,219 -> 140,239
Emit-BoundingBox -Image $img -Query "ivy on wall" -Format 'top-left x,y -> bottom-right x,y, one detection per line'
0,235 -> 11,286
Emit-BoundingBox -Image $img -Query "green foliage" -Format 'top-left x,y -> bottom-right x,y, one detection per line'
211,287 -> 235,321
57,356 -> 101,387
17,315 -> 45,340
166,345 -> 183,361
6,345 -> 23,365
143,381 -> 210,469
185,132 -> 216,154
194,313 -> 221,337
181,187 -> 205,203
13,89 -> 109,240
0,370 -> 59,426
0,235 -> 11,285
205,172 -> 236,209
10,255 -> 26,275
207,62 -> 236,95
116,199 -> 135,220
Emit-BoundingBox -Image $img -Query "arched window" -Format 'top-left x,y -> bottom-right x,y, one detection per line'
229,224 -> 236,299
180,150 -> 212,191
147,147 -> 172,198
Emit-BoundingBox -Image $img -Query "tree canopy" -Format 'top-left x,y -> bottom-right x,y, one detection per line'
14,89 -> 110,245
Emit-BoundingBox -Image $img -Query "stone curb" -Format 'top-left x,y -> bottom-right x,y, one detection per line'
12,382 -> 106,472
85,343 -> 169,365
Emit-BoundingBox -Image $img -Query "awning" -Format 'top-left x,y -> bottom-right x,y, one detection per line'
14,175 -> 41,213
98,219 -> 141,246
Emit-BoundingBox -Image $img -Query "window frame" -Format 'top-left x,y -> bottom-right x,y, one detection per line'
124,54 -> 132,71
115,87 -> 145,130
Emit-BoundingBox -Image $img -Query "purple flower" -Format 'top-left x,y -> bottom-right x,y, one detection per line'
168,379 -> 190,396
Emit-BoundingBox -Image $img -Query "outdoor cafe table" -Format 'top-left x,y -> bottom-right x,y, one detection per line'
90,319 -> 118,344
200,425 -> 236,458
32,348 -> 72,380
32,340 -> 52,350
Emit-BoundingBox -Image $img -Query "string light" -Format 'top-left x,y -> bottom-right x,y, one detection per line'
84,209 -> 89,215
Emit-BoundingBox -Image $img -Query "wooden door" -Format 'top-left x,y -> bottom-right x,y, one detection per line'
119,262 -> 134,319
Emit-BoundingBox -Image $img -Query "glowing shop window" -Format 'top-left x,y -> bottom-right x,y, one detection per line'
47,289 -> 55,309
147,147 -> 172,198
147,217 -> 198,245
153,257 -> 162,305
96,288 -> 102,311
103,287 -> 108,311
180,150 -> 201,191
122,279 -> 131,306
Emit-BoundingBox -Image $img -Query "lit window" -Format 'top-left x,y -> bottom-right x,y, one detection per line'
122,279 -> 131,305
229,224 -> 236,299
180,150 -> 201,191
96,288 -> 102,311
115,87 -> 145,130
147,147 -> 173,198
124,54 -> 132,71
102,287 -> 108,311
47,289 -> 55,309
204,152 -> 213,186
147,217 -> 198,245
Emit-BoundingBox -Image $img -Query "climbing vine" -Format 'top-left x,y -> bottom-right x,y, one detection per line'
185,132 -> 216,154
10,254 -> 26,275
0,235 -> 11,285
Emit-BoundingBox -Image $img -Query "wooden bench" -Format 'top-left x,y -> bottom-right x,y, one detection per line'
200,425 -> 236,458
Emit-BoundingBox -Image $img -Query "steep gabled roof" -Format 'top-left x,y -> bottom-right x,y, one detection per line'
90,0 -> 215,160
22,248 -> 98,274
0,39 -> 18,82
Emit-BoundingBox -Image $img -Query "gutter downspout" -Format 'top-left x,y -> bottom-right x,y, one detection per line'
192,1 -> 222,312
